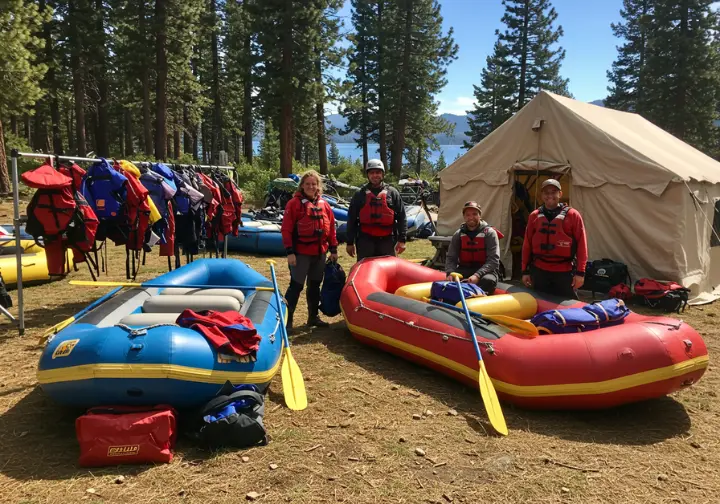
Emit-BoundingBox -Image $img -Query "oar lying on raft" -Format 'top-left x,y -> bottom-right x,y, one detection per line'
69,280 -> 274,291
422,297 -> 539,338
40,286 -> 124,345
451,273 -> 508,436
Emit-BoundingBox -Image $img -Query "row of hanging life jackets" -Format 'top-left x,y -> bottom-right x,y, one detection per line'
22,158 -> 244,278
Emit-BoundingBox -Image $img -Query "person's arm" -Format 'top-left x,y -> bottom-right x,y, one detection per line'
281,199 -> 297,254
445,232 -> 461,274
475,229 -> 500,278
393,188 -> 408,242
327,205 -> 338,253
345,191 -> 363,246
521,213 -> 536,273
572,210 -> 588,275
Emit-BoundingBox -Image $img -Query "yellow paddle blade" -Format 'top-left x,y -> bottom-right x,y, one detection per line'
478,360 -> 508,436
481,314 -> 539,338
281,347 -> 307,411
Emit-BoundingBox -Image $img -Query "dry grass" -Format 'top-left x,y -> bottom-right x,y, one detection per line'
0,199 -> 719,503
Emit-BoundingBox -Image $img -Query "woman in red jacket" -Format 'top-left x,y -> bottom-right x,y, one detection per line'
281,170 -> 339,330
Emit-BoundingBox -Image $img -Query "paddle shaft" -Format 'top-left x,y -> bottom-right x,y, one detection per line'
266,261 -> 291,350
425,297 -> 538,337
69,280 -> 273,291
452,277 -> 486,363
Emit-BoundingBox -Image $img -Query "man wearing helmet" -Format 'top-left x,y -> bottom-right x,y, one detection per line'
445,201 -> 501,294
346,159 -> 407,260
521,179 -> 587,299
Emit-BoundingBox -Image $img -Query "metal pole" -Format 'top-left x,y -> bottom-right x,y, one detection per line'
223,235 -> 229,258
11,150 -> 24,335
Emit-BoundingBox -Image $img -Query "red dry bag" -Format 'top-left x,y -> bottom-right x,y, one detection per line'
76,405 -> 177,467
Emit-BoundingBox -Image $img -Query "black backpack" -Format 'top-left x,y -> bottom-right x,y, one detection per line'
585,259 -> 630,295
190,381 -> 268,449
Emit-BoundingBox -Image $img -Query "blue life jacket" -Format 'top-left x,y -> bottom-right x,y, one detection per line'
81,158 -> 128,221
320,261 -> 346,317
140,171 -> 170,219
151,162 -> 175,182
172,171 -> 191,216
531,299 -> 631,334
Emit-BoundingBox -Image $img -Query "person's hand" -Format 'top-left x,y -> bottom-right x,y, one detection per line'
346,244 -> 355,257
468,274 -> 480,285
573,275 -> 585,290
287,254 -> 297,267
522,274 -> 532,287
395,241 -> 406,255
330,253 -> 339,263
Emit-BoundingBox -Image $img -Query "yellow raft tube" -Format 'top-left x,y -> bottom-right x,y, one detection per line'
0,239 -> 68,287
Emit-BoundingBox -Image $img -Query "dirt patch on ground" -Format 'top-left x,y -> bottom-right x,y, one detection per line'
0,203 -> 718,503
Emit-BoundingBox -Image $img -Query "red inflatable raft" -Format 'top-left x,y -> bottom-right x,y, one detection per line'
339,256 -> 708,410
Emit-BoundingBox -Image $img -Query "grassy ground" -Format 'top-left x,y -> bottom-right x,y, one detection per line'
0,200 -> 718,503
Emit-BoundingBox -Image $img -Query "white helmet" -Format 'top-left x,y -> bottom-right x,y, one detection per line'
365,159 -> 385,173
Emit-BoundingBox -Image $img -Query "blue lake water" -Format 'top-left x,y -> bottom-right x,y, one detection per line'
251,141 -> 467,166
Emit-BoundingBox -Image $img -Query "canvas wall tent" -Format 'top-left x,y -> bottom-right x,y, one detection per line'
438,90 -> 720,304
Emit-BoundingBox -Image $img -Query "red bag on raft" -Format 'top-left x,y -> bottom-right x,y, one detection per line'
76,405 -> 177,467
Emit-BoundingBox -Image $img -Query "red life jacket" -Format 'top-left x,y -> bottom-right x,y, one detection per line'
530,205 -> 574,264
458,226 -> 490,267
359,188 -> 394,237
58,162 -> 86,193
294,196 -> 332,255
22,163 -> 99,277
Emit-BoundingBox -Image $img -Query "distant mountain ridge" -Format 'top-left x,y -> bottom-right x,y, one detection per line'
327,98 -> 607,145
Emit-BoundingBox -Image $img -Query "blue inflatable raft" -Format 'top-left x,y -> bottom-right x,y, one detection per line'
37,259 -> 286,408
223,219 -> 286,256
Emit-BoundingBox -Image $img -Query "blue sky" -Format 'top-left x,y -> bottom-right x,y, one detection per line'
335,0 -> 627,115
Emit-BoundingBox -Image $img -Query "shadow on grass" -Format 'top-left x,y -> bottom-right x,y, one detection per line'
292,322 -> 693,446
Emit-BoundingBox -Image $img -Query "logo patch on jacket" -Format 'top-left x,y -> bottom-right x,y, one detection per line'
556,240 -> 572,248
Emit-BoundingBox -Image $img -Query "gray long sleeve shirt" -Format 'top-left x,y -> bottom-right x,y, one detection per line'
346,183 -> 407,245
445,221 -> 500,277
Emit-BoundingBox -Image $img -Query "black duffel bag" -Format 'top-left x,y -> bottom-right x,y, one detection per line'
585,258 -> 630,295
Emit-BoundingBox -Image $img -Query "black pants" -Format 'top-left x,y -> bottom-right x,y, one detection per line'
356,234 -> 395,261
530,267 -> 577,299
454,266 -> 498,295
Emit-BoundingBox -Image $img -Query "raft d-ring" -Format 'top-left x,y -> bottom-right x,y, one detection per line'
442,335 -> 449,341
683,339 -> 693,350
378,314 -> 385,320
354,306 -> 361,312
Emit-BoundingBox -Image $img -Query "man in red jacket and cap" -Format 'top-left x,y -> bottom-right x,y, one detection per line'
521,179 -> 588,299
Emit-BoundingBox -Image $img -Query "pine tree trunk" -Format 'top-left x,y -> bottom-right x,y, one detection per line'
95,0 -> 110,157
202,122 -> 209,163
33,113 -> 46,152
361,54 -> 369,168
140,0 -> 153,155
66,101 -> 75,153
183,105 -> 192,154
155,0 -> 168,160
124,108 -> 134,155
0,119 -> 10,194
242,30 -> 253,163
377,0 -> 388,170
637,0 -> 649,114
518,0 -> 529,108
69,0 -> 86,156
211,0 -> 223,159
675,3 -> 688,140
193,125 -> 199,161
10,116 -> 17,136
24,114 -> 31,145
279,8 -> 294,177
317,105 -> 328,174
40,0 -> 63,154
295,130 -> 303,163
415,146 -> 421,175
174,129 -> 181,159
391,0 -> 413,177
234,132 -> 240,164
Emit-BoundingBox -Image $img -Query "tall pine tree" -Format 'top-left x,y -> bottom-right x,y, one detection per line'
464,41 -> 514,148
497,0 -> 570,110
605,0 -> 654,113
643,0 -> 719,152
0,0 -> 50,191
